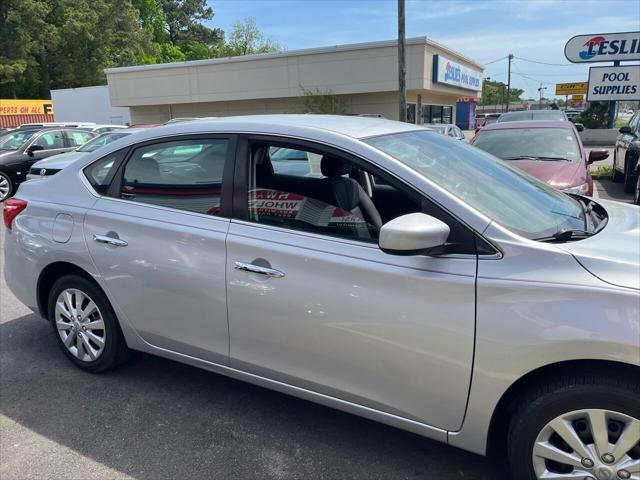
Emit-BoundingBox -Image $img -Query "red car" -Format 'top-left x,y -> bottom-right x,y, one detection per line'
471,120 -> 609,196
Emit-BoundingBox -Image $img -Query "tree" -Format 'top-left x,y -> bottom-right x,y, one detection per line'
160,0 -> 222,47
576,102 -> 610,129
297,88 -> 347,114
220,17 -> 281,56
481,80 -> 523,106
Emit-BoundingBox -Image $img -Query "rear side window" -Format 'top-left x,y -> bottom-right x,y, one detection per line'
119,139 -> 229,215
84,149 -> 128,195
34,131 -> 65,149
67,130 -> 95,147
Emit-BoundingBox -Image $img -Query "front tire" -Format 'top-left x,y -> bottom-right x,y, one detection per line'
507,373 -> 640,480
48,274 -> 131,372
634,175 -> 640,205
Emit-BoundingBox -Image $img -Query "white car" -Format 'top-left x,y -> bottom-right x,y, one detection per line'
424,123 -> 468,142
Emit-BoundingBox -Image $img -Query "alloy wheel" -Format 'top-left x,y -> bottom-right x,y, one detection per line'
0,174 -> 10,201
533,409 -> 640,479
55,288 -> 106,362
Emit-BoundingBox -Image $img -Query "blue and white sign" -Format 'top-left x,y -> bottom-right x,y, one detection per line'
587,65 -> 640,101
432,55 -> 482,91
565,31 -> 640,63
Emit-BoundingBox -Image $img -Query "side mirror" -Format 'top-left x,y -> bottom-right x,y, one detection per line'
588,149 -> 609,164
618,125 -> 632,134
379,213 -> 450,255
27,144 -> 44,157
574,123 -> 584,132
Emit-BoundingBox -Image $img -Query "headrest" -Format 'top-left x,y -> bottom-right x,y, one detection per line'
321,156 -> 351,178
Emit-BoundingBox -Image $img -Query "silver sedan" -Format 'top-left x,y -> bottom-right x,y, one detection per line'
3,115 -> 639,480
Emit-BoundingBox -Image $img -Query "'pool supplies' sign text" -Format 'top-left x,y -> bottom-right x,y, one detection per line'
587,65 -> 640,102
432,55 -> 482,91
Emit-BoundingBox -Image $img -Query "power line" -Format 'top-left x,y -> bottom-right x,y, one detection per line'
514,56 -> 580,67
484,56 -> 508,66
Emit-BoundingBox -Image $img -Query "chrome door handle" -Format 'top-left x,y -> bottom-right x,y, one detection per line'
234,261 -> 285,278
93,234 -> 128,247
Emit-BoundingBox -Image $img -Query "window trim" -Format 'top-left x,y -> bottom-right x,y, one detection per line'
233,134 -> 499,257
97,133 -> 237,218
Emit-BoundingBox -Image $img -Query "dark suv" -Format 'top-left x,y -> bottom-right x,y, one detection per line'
614,111 -> 640,204
0,128 -> 96,201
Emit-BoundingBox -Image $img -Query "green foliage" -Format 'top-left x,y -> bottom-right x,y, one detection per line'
480,80 -> 524,106
0,1 -> 282,99
220,17 -> 282,56
590,165 -> 613,179
576,102 -> 610,129
297,88 -> 347,114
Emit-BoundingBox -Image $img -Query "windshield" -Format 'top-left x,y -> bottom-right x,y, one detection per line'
497,111 -> 565,122
365,130 -> 586,240
77,131 -> 131,152
472,128 -> 580,162
0,130 -> 36,151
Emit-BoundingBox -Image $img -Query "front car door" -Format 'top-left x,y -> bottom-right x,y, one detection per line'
28,129 -> 72,160
83,135 -> 235,364
225,135 -> 478,432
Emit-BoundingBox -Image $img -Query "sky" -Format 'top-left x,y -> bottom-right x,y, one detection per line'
208,0 -> 640,99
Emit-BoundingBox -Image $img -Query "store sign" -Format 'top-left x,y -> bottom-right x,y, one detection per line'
587,65 -> 640,101
432,55 -> 482,91
565,31 -> 640,63
571,94 -> 584,103
0,99 -> 54,116
555,82 -> 588,95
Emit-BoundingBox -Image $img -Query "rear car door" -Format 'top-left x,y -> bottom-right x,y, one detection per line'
225,136 -> 478,431
83,135 -> 236,364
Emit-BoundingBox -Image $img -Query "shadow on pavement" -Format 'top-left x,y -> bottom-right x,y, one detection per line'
594,178 -> 634,203
0,313 -> 508,480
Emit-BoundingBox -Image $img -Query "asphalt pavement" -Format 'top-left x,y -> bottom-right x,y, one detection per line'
0,227 -> 505,479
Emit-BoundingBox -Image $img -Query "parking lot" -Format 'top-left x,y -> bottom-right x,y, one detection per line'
0,226 -> 508,480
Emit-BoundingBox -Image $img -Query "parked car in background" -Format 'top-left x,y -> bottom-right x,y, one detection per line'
3,116 -> 638,480
78,124 -> 128,134
474,113 -> 500,131
27,129 -> 146,181
496,109 -> 569,123
613,111 -> 640,201
472,120 -> 608,195
424,123 -> 468,142
564,110 -> 582,122
164,117 -> 201,124
0,127 -> 96,201
19,122 -> 98,129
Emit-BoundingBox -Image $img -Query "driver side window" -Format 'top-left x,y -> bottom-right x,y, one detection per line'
34,131 -> 65,150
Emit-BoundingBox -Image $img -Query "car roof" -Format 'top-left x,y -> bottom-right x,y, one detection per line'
480,120 -> 576,131
123,114 -> 425,141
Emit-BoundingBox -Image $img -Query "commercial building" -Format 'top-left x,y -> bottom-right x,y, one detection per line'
105,36 -> 484,126
51,85 -> 131,125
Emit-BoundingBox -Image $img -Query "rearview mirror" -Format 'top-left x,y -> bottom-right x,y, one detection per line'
379,213 -> 450,255
574,123 -> 584,132
26,144 -> 44,157
588,149 -> 609,164
618,125 -> 632,134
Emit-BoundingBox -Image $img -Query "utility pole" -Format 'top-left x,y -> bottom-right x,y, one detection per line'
607,60 -> 620,129
506,53 -> 513,112
538,84 -> 547,109
481,77 -> 490,113
398,0 -> 407,122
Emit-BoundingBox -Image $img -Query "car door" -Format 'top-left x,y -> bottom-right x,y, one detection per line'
28,129 -> 72,160
225,136 -> 477,431
83,135 -> 236,364
617,113 -> 638,173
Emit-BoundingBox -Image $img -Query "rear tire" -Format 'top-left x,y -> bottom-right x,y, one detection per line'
0,172 -> 12,201
507,373 -> 640,480
634,175 -> 640,205
48,274 -> 131,372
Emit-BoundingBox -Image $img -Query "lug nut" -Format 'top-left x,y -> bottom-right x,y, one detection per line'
602,453 -> 615,464
82,326 -> 87,331
618,470 -> 631,479
581,458 -> 594,468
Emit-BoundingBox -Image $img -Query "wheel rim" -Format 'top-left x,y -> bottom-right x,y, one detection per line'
635,177 -> 640,204
0,174 -> 9,200
55,289 -> 106,362
533,409 -> 640,479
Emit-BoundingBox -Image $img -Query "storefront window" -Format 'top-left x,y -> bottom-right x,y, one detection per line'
421,105 -> 453,124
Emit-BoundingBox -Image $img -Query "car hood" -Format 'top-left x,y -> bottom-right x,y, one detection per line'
31,151 -> 85,170
559,200 -> 640,290
508,159 -> 583,188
